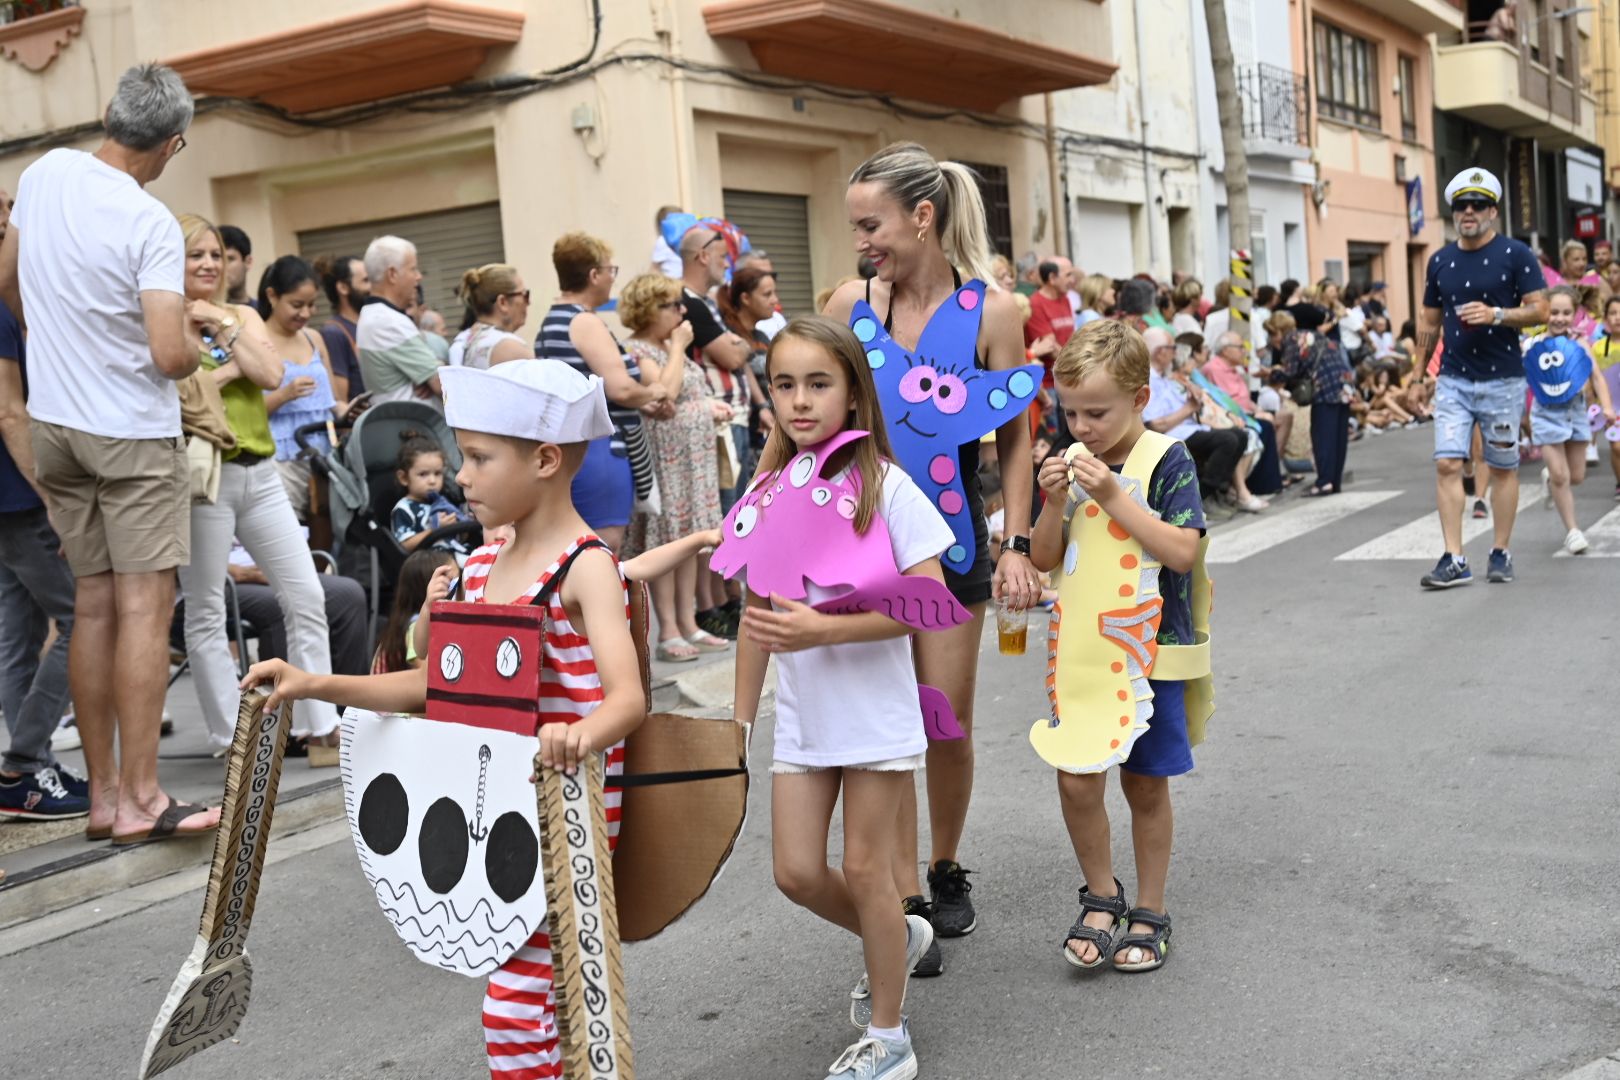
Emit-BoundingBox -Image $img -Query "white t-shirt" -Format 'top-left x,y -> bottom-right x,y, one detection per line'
448,324 -> 525,369
13,148 -> 185,438
1339,305 -> 1366,350
770,463 -> 954,767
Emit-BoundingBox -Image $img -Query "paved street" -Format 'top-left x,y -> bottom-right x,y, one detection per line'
3,427 -> 1618,1079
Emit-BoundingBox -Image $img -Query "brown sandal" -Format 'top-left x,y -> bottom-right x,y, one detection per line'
110,797 -> 218,846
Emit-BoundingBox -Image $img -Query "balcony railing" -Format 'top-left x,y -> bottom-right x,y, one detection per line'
1237,63 -> 1309,146
0,0 -> 78,25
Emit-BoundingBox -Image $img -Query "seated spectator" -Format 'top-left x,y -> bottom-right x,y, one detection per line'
1369,314 -> 1400,359
1171,277 -> 1204,334
174,212 -> 340,760
1116,277 -> 1158,334
620,272 -> 727,662
449,263 -> 533,369
357,235 -> 442,404
374,548 -> 458,674
1181,332 -> 1277,501
391,430 -> 472,555
1141,327 -> 1257,510
226,544 -> 367,677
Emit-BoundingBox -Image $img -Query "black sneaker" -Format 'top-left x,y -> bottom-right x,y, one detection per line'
695,607 -> 736,641
903,896 -> 944,977
927,860 -> 977,937
0,766 -> 90,820
1420,553 -> 1472,590
1472,498 -> 1489,519
1461,471 -> 1476,497
1487,548 -> 1514,583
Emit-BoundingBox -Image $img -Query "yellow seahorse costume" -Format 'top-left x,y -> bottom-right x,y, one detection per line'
1029,430 -> 1214,773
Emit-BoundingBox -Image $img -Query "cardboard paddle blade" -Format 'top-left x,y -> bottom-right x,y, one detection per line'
613,711 -> 749,942
139,691 -> 291,1078
538,754 -> 634,1079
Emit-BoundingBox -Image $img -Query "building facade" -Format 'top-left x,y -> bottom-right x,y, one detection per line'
0,0 -> 1116,325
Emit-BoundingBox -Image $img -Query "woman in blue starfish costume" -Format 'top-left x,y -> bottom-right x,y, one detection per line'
825,142 -> 1042,962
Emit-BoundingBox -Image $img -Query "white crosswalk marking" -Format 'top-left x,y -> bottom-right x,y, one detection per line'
1334,479 -> 1548,561
1207,490 -> 1403,564
1554,506 -> 1620,557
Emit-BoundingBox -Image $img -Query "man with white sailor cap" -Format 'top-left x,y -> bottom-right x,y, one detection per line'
1413,167 -> 1549,590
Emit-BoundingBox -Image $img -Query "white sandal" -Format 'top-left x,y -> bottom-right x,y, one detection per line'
685,630 -> 731,652
655,636 -> 700,663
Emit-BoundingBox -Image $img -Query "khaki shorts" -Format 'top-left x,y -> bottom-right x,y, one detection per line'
31,421 -> 189,576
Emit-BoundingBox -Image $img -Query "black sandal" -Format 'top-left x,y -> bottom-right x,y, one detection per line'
1111,908 -> 1172,972
1061,878 -> 1128,969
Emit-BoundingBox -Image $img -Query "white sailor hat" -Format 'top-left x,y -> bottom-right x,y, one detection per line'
440,359 -> 613,444
1444,167 -> 1502,205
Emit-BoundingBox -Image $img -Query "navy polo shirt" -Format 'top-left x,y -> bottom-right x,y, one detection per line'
0,299 -> 41,513
1422,233 -> 1544,382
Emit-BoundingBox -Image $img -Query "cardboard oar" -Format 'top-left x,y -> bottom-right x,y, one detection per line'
138,689 -> 291,1077
536,753 -> 633,1079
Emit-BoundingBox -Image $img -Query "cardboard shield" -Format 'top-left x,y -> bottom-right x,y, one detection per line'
341,602 -> 550,977
612,582 -> 750,942
138,691 -> 291,1078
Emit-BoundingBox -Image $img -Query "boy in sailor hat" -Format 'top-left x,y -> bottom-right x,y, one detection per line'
245,359 -> 647,1079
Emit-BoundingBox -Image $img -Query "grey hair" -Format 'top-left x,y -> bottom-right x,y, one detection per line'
849,142 -> 996,285
1215,331 -> 1245,351
104,63 -> 194,152
364,235 -> 416,283
1117,279 -> 1157,317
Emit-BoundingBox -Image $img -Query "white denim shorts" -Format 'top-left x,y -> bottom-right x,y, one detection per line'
771,753 -> 926,775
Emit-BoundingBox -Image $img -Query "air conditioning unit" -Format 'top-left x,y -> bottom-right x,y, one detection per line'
1394,154 -> 1409,183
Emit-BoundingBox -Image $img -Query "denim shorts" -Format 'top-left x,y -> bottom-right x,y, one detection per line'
1433,374 -> 1527,470
1529,397 -> 1589,445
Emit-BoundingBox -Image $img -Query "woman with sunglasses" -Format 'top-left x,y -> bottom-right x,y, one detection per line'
449,263 -> 533,369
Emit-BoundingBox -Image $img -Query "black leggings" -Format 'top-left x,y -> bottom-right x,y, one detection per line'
1184,428 -> 1248,499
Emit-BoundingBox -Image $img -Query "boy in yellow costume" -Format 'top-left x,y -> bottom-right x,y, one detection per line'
1029,319 -> 1212,974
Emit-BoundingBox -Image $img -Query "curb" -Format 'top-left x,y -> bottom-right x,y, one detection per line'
0,777 -> 343,931
1560,1052 -> 1620,1080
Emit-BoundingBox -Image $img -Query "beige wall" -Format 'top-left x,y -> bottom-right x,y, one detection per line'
2,0 -> 1072,333
1305,0 -> 1442,325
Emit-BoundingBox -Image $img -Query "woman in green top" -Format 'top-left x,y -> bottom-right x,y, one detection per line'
174,214 -> 340,762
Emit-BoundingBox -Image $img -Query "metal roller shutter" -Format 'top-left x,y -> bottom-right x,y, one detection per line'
297,202 -> 506,325
722,189 -> 814,318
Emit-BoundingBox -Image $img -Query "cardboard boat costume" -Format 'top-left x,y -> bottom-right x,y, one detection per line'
710,429 -> 971,737
848,278 -> 1044,576
1029,434 -> 1214,773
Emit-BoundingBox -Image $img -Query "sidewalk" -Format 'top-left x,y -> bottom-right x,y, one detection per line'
0,646 -> 749,931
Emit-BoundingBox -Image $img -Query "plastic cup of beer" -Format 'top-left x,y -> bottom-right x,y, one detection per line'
996,602 -> 1028,655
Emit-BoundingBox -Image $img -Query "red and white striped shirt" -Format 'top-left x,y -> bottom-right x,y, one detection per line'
465,535 -> 627,1080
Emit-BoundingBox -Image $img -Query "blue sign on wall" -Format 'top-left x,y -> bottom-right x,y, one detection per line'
1407,177 -> 1425,237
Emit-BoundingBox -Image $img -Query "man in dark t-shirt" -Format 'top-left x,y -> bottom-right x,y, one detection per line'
1414,167 -> 1548,590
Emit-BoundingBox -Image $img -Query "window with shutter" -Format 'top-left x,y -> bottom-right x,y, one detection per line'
721,190 -> 814,318
297,202 -> 505,328
957,160 -> 1014,261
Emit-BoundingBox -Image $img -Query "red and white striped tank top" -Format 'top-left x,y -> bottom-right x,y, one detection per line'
460,535 -> 627,841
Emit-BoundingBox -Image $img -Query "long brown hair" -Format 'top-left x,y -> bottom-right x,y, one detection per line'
758,315 -> 895,533
718,265 -> 775,336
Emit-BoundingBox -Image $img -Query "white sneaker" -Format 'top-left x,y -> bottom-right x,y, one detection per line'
50,716 -> 80,753
1586,442 -> 1600,463
1565,529 -> 1589,555
848,915 -> 934,1030
1542,468 -> 1554,510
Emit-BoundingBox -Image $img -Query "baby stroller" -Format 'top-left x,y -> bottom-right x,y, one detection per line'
324,400 -> 484,650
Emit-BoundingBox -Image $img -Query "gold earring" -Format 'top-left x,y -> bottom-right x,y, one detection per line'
917,228 -> 927,243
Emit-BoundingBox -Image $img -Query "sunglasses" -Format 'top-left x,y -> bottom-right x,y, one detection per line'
503,289 -> 531,303
1451,198 -> 1494,214
659,300 -> 684,311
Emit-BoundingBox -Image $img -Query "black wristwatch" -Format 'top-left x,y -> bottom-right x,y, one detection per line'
999,535 -> 1031,557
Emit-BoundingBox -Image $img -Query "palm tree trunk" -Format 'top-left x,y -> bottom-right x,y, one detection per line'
1204,0 -> 1253,353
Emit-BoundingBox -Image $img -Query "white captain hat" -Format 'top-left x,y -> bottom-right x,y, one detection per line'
440,359 -> 613,444
1445,167 -> 1502,205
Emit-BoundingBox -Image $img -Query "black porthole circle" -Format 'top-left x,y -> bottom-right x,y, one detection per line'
357,773 -> 408,856
484,811 -> 539,905
418,796 -> 470,895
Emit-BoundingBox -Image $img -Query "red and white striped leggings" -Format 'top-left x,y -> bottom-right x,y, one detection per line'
483,930 -> 561,1080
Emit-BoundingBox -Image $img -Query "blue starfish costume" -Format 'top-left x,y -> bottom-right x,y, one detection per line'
849,279 -> 1044,575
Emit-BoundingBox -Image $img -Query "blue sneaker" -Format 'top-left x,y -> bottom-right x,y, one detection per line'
54,761 -> 89,799
1487,548 -> 1514,583
827,1022 -> 917,1080
1420,553 -> 1472,590
0,767 -> 90,820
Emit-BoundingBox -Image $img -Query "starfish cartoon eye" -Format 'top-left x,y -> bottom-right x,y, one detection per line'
899,366 -> 940,404
732,504 -> 759,537
933,373 -> 968,415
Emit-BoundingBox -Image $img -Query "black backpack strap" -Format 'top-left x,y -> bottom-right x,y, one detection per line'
530,537 -> 614,609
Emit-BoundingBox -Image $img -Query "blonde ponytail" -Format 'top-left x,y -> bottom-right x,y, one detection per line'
850,142 -> 997,287
936,160 -> 996,286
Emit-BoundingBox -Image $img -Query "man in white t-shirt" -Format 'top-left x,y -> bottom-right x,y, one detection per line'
0,63 -> 222,843
357,235 -> 442,405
